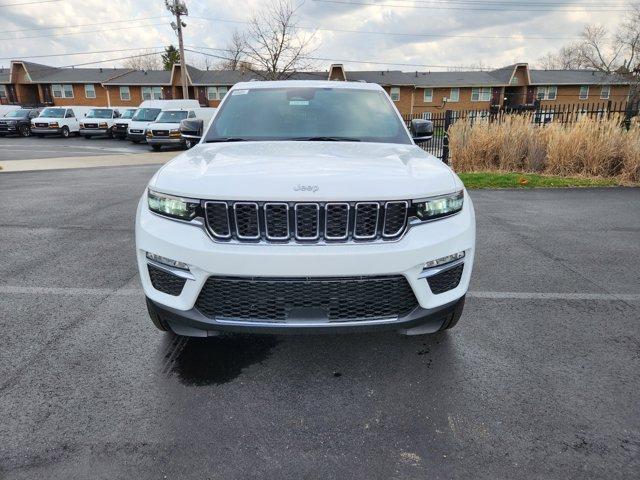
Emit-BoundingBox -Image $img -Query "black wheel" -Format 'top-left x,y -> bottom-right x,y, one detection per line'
146,297 -> 171,332
84,135 -> 92,139
61,126 -> 70,138
131,139 -> 140,144
151,144 -> 162,151
437,295 -> 466,332
19,125 -> 31,137
37,135 -> 44,138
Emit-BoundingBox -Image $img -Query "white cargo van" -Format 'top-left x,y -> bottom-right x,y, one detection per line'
145,107 -> 216,151
127,99 -> 200,143
79,107 -> 121,139
31,106 -> 94,137
112,108 -> 137,139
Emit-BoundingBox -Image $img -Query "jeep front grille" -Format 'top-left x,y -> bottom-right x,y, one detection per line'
195,275 -> 418,323
204,200 -> 408,243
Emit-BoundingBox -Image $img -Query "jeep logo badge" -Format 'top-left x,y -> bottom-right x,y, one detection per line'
293,184 -> 319,193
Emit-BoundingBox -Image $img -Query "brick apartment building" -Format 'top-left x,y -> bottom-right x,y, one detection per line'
0,60 -> 634,116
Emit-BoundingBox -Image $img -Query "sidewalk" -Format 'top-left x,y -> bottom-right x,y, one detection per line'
0,151 -> 176,172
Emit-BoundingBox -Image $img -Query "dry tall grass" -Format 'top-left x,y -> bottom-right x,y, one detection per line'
448,114 -> 640,183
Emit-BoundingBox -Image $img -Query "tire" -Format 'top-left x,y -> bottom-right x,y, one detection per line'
37,135 -> 44,138
131,139 -> 140,144
437,295 -> 466,332
151,144 -> 162,151
61,126 -> 70,138
19,125 -> 31,137
84,135 -> 92,139
145,297 -> 171,332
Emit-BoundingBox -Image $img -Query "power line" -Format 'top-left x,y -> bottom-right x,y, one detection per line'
0,0 -> 61,7
186,46 -> 495,70
2,16 -> 169,34
190,15 -> 584,41
311,0 -> 634,12
0,46 -> 166,61
0,22 -> 170,41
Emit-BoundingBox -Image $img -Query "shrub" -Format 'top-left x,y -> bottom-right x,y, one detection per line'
448,114 -> 640,183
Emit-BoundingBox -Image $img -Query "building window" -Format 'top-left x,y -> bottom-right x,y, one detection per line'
471,87 -> 491,102
423,88 -> 433,103
207,86 -> 229,101
85,84 -> 96,99
536,86 -> 557,101
142,86 -> 163,100
579,85 -> 589,100
448,88 -> 459,102
390,87 -> 400,102
119,86 -> 130,101
600,85 -> 610,100
52,84 -> 74,99
510,77 -> 519,85
0,85 -> 6,99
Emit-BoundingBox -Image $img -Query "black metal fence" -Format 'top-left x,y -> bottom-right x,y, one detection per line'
403,99 -> 640,163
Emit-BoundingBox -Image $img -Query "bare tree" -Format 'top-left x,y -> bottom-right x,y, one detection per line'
243,0 -> 316,79
122,49 -> 162,71
218,30 -> 248,71
537,45 -> 585,70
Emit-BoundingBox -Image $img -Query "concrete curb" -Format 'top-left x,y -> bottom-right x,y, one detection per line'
0,152 -> 177,172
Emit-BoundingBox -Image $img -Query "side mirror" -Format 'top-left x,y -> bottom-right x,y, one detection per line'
179,118 -> 204,147
409,118 -> 433,142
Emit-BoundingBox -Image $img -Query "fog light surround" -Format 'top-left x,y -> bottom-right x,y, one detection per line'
424,251 -> 465,269
146,252 -> 190,271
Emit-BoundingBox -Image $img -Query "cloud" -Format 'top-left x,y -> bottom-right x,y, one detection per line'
0,0 -> 629,71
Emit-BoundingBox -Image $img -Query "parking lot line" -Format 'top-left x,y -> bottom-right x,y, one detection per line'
0,285 -> 638,301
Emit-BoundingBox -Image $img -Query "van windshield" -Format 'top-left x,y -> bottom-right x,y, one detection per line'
156,110 -> 189,123
132,108 -> 161,122
204,87 -> 411,144
121,109 -> 136,119
5,109 -> 30,118
86,109 -> 113,119
39,108 -> 66,118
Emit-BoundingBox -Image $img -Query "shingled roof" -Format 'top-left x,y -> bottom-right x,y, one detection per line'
529,69 -> 631,85
102,69 -> 172,85
15,61 -> 130,84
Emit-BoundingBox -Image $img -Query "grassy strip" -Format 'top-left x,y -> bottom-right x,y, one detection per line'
458,172 -> 621,189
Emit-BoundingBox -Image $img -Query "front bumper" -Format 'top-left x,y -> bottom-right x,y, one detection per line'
146,137 -> 184,145
31,127 -> 61,135
80,128 -> 109,136
127,132 -> 146,142
136,192 -> 476,335
0,124 -> 17,133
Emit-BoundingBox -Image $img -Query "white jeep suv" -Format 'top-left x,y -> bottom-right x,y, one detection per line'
135,81 -> 475,337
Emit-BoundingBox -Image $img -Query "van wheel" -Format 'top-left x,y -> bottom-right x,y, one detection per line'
84,135 -> 92,139
151,145 -> 162,151
131,139 -> 140,144
19,125 -> 31,137
61,126 -> 70,138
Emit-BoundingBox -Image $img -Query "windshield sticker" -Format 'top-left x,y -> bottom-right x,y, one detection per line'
289,100 -> 309,106
232,89 -> 249,96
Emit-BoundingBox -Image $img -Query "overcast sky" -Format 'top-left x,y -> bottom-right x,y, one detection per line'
0,0 -> 633,72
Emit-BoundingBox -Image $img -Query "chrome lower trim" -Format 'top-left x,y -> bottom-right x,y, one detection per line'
418,258 -> 465,279
146,259 -> 195,280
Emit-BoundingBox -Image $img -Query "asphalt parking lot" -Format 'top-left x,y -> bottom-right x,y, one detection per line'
0,165 -> 639,479
0,136 -> 152,161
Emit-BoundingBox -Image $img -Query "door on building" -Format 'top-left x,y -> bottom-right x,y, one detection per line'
491,87 -> 502,106
526,87 -> 535,104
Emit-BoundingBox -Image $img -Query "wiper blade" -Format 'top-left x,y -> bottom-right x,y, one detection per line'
205,137 -> 250,143
289,136 -> 361,142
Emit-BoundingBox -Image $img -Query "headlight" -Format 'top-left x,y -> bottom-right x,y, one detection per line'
413,191 -> 464,221
79,123 -> 84,128
146,130 -> 153,137
169,129 -> 181,137
147,190 -> 199,220
99,122 -> 108,128
49,122 -> 59,128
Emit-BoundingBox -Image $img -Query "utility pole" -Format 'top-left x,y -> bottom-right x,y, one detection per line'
165,0 -> 189,99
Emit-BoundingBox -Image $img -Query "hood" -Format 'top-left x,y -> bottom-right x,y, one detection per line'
129,120 -> 154,128
33,118 -> 61,123
151,142 -> 460,201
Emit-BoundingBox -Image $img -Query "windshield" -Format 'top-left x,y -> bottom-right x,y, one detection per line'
86,109 -> 113,119
156,110 -> 189,123
39,108 -> 66,118
121,109 -> 136,119
132,108 -> 161,122
204,87 -> 411,144
6,109 -> 29,118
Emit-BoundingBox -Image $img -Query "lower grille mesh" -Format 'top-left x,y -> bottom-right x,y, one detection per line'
427,265 -> 464,294
195,276 -> 418,323
148,265 -> 187,296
